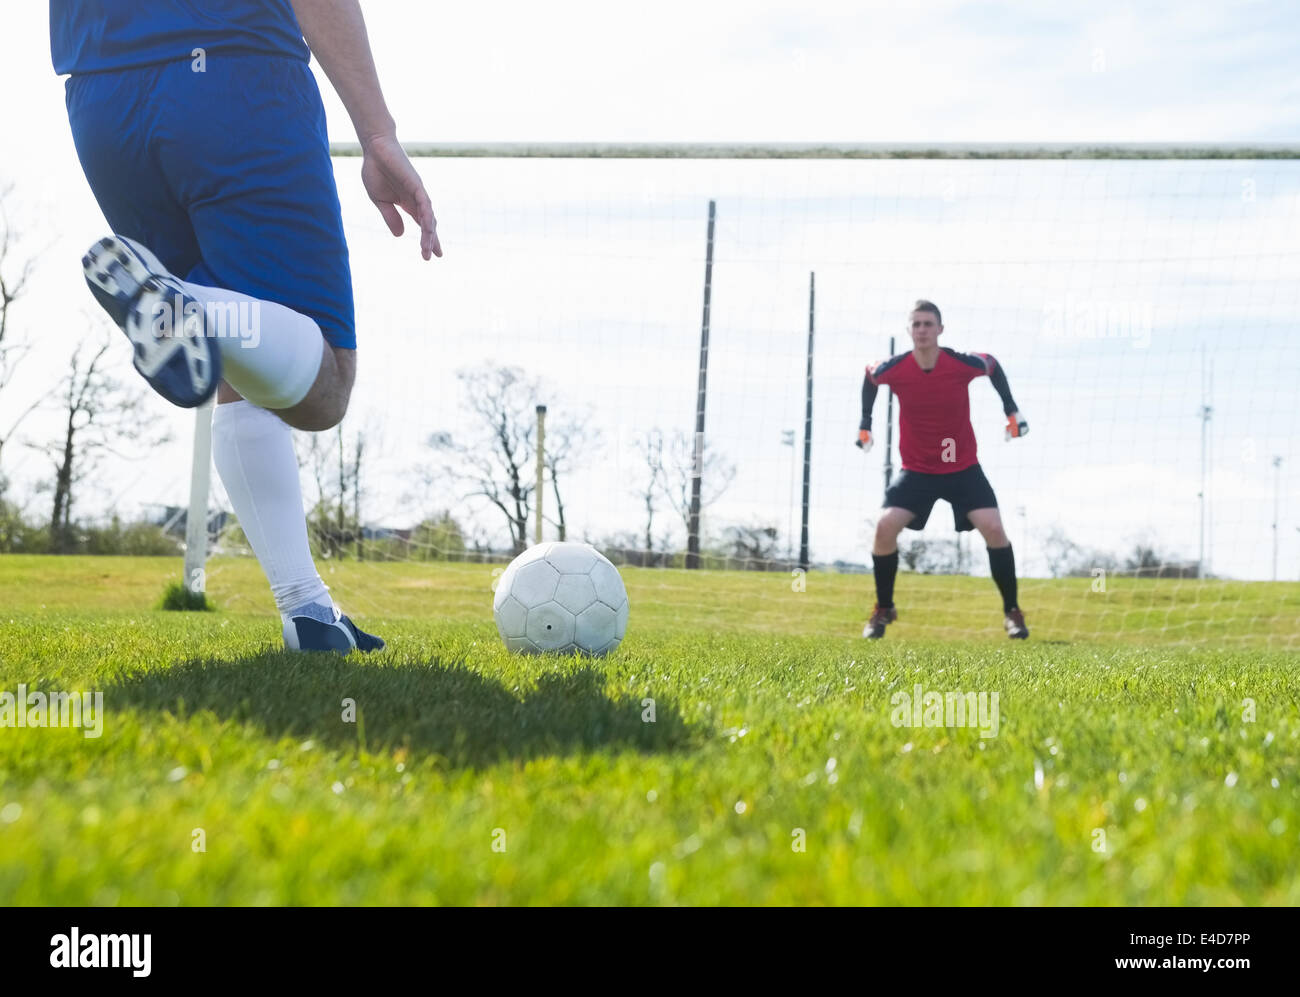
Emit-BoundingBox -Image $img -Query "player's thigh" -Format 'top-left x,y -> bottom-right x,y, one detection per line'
65,67 -> 202,274
154,55 -> 356,351
877,506 -> 916,537
965,506 -> 1006,540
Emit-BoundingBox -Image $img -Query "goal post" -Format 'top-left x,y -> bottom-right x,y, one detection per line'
183,398 -> 213,597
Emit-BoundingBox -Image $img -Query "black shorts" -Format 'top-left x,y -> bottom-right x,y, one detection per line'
884,464 -> 998,532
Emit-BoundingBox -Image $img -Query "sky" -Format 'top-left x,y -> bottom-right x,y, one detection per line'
1,1 -> 1298,584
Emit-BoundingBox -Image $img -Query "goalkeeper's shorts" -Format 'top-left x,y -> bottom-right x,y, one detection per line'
883,463 -> 998,532
65,52 -> 357,349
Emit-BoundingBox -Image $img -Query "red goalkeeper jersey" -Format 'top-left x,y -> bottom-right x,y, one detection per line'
861,348 -> 1018,475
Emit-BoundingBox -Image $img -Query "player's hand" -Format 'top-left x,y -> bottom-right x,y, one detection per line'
856,429 -> 873,452
1005,412 -> 1029,439
361,134 -> 442,260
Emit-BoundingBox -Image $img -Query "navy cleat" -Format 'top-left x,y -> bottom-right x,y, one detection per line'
283,601 -> 386,654
82,235 -> 221,408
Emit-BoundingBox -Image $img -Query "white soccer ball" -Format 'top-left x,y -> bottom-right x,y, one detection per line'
493,542 -> 629,656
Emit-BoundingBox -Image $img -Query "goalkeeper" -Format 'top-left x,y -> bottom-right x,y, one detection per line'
857,300 -> 1030,639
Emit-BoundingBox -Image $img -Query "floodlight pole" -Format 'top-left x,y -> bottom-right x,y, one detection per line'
799,272 -> 814,572
535,405 -> 546,545
686,200 -> 715,570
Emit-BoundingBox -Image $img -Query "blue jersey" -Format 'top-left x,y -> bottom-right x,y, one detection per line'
50,0 -> 310,75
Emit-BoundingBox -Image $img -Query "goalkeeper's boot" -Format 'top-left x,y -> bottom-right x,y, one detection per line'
1004,607 -> 1029,640
283,601 -> 386,654
82,235 -> 221,408
863,603 -> 898,639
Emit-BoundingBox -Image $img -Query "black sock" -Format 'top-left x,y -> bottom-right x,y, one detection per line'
988,544 -> 1018,613
872,551 -> 899,608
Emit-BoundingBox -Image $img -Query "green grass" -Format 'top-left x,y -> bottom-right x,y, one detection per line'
158,579 -> 215,612
1,554 -> 1297,905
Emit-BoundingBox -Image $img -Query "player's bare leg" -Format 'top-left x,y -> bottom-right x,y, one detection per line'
212,346 -> 382,654
968,507 -> 1028,638
866,507 -> 914,638
873,506 -> 916,556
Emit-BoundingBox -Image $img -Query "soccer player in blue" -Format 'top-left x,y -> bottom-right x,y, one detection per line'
51,0 -> 440,653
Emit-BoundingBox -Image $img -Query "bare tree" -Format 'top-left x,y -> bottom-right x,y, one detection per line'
0,186 -> 41,492
723,523 -> 780,568
430,365 -> 538,555
428,365 -> 604,554
337,424 -> 348,553
32,328 -> 170,553
294,420 -> 370,560
1121,539 -> 1197,578
899,536 -> 961,575
661,428 -> 736,542
1042,526 -> 1083,579
542,414 -> 600,542
295,428 -> 336,556
633,428 -> 666,555
352,428 -> 364,560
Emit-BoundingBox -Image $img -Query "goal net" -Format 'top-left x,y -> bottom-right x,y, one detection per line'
200,144 -> 1299,648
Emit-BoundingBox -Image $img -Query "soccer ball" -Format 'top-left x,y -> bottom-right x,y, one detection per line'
493,542 -> 629,656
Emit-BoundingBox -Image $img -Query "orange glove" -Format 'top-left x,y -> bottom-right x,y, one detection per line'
856,429 -> 874,452
1005,412 -> 1029,439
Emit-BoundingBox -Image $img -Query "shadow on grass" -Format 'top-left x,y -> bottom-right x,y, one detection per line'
105,651 -> 695,768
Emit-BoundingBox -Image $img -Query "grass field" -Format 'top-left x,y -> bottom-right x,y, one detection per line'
1,554 -> 1297,905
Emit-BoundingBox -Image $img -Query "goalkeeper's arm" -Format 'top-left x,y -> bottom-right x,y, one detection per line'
984,355 -> 1028,438
857,370 -> 877,450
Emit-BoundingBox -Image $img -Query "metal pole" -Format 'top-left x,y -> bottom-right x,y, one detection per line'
782,429 -> 796,560
799,272 -> 814,571
884,335 -> 895,490
1273,456 -> 1282,581
687,199 -> 715,569
182,399 -> 213,596
1198,345 -> 1212,578
1207,358 -> 1214,574
535,405 -> 547,545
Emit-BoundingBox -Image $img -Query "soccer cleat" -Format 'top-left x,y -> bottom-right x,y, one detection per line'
82,235 -> 220,407
283,601 -> 386,654
863,603 -> 898,639
1004,608 -> 1029,639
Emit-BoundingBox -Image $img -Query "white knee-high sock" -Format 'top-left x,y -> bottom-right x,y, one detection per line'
211,400 -> 331,618
182,282 -> 325,410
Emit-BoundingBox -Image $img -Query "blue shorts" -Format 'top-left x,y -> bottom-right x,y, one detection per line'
65,52 -> 356,349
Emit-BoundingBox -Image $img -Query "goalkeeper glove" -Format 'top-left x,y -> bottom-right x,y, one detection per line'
1005,412 -> 1029,439
856,429 -> 873,452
